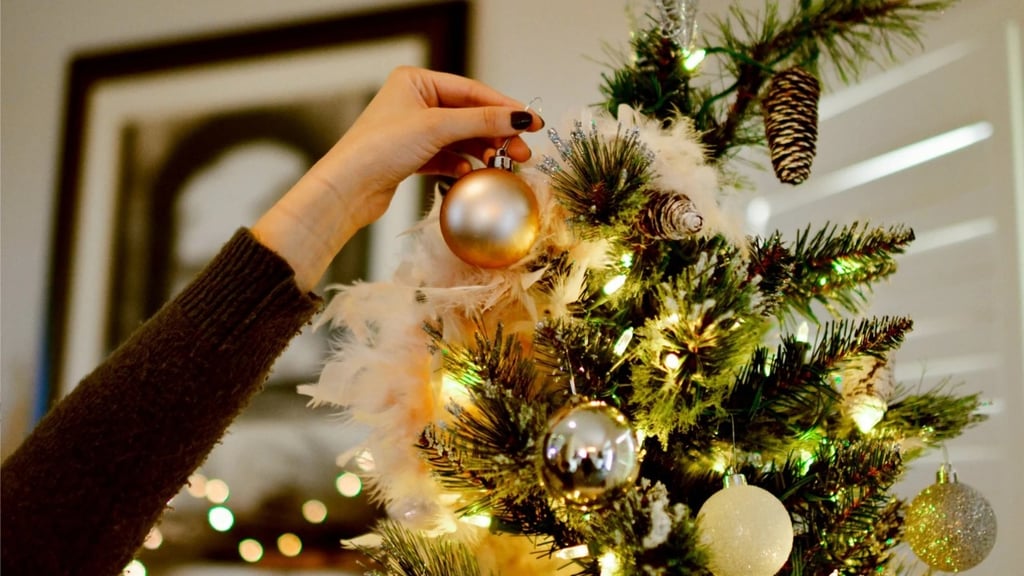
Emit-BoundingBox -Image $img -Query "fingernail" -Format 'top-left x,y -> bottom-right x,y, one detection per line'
511,111 -> 533,130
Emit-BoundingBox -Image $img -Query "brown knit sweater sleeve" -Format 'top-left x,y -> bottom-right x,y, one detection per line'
1,229 -> 321,576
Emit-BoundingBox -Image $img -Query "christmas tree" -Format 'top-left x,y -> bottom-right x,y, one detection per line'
301,1 -> 997,574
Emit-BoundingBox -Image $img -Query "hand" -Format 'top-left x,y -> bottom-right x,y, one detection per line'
253,67 -> 543,291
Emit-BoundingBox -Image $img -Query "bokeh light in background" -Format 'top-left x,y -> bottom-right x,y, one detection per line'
142,527 -> 163,550
204,478 -> 230,504
335,472 -> 362,497
123,559 -> 146,576
208,506 -> 235,532
302,499 -> 328,523
238,538 -> 264,563
186,472 -> 207,498
277,533 -> 302,557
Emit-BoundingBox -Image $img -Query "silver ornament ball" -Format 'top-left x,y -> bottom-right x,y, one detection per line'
539,401 -> 640,508
905,464 -> 997,572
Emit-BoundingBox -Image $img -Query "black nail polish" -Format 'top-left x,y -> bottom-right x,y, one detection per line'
511,111 -> 533,130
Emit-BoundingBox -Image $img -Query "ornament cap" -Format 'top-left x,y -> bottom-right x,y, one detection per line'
722,473 -> 747,489
936,462 -> 958,484
489,148 -> 514,171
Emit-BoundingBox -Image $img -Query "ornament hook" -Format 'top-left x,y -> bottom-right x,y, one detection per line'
493,97 -> 544,170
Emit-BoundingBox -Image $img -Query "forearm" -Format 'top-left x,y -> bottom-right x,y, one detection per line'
1,230 -> 320,576
253,148 -> 390,292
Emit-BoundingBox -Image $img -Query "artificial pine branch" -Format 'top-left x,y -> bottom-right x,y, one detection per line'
785,222 -> 915,320
421,323 -> 551,512
603,0 -> 956,159
600,23 -> 696,122
363,521 -> 483,576
781,438 -> 905,574
810,316 -> 913,368
532,319 -> 627,402
565,480 -> 710,576
627,244 -> 772,445
884,382 -> 988,452
747,231 -> 797,316
542,121 -> 654,233
700,0 -> 958,158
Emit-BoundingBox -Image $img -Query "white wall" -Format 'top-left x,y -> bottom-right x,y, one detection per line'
3,0 -> 1022,572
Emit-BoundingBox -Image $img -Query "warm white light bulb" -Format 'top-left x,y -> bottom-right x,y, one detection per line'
683,49 -> 707,70
603,274 -> 627,295
848,395 -> 887,433
599,551 -> 622,576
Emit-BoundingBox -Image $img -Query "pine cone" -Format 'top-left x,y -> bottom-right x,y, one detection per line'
638,191 -> 703,239
763,67 -> 821,185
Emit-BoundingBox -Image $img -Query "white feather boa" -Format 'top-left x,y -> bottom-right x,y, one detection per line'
299,105 -> 740,572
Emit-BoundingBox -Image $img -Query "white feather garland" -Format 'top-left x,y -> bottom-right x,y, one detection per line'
584,105 -> 747,250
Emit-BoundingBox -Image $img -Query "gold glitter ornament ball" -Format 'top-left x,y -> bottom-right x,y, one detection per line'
905,464 -> 997,572
439,166 -> 540,268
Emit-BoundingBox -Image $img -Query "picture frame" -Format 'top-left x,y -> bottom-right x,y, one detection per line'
45,2 -> 469,405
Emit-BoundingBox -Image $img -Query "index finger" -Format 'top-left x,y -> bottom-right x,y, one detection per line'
420,69 -> 525,110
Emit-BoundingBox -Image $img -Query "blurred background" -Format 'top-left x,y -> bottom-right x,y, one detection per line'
2,0 -> 1022,574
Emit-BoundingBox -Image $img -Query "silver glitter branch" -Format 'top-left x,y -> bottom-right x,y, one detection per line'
654,0 -> 700,53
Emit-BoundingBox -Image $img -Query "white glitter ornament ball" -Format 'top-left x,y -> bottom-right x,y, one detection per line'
697,474 -> 794,576
905,464 -> 997,572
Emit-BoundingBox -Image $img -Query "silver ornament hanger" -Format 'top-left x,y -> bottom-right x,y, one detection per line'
491,97 -> 544,171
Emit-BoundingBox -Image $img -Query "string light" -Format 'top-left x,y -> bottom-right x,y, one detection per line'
848,395 -> 888,433
238,539 -> 264,563
613,327 -> 634,356
603,274 -> 627,295
460,514 -> 492,528
599,551 -> 622,576
442,373 -> 471,404
795,322 -> 810,343
554,544 -> 590,560
662,352 -> 682,370
683,48 -> 706,70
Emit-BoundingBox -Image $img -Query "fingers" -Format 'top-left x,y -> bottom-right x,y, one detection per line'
413,68 -> 524,109
419,150 -> 475,178
427,106 -> 543,148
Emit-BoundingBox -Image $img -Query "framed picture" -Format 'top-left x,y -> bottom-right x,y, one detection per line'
45,2 -> 468,404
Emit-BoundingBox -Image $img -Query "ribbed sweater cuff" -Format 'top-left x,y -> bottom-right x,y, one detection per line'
175,228 -> 321,342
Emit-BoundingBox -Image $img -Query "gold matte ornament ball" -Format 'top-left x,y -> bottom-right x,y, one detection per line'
905,466 -> 997,572
439,168 -> 540,268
